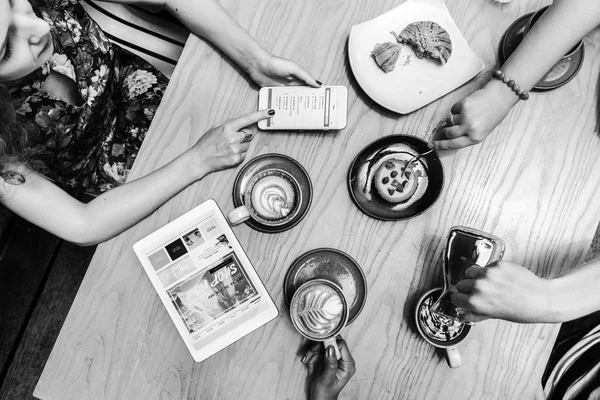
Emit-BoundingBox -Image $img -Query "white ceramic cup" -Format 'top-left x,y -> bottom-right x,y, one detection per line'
228,169 -> 302,227
290,279 -> 349,360
414,287 -> 471,368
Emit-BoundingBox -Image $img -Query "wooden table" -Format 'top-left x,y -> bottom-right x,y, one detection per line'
35,0 -> 600,399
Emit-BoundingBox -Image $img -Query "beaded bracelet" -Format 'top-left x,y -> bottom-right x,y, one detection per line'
492,70 -> 530,101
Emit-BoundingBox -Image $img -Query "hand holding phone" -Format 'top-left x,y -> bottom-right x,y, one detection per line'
258,86 -> 348,131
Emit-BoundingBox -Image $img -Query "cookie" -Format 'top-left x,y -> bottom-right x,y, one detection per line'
374,158 -> 424,203
371,42 -> 402,72
391,21 -> 452,64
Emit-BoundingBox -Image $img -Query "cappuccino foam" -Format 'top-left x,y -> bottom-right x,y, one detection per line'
250,174 -> 297,221
291,282 -> 344,340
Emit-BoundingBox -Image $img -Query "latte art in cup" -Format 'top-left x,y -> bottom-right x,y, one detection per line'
292,282 -> 345,339
241,169 -> 301,226
228,167 -> 303,228
250,175 -> 296,221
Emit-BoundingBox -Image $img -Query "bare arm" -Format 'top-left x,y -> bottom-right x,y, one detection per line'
452,258 -> 600,324
548,258 -> 600,322
2,157 -> 198,246
100,0 -> 320,87
431,0 -> 600,150
500,0 -> 599,93
1,110 -> 271,246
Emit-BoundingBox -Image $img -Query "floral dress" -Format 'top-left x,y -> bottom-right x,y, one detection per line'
11,0 -> 169,194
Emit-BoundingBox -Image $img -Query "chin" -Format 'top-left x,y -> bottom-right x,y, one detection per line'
40,42 -> 54,64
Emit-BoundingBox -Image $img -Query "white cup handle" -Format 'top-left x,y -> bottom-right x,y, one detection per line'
445,347 -> 462,368
228,206 -> 251,225
323,337 -> 341,360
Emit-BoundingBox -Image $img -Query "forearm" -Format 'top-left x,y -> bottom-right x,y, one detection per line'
78,152 -> 203,244
545,258 -> 600,323
3,151 -> 205,246
165,0 -> 270,73
501,0 -> 600,91
481,0 -> 600,107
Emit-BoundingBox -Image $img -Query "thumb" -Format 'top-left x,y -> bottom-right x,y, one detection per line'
321,345 -> 339,383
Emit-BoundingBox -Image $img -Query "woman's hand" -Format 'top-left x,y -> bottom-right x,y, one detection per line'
451,261 -> 554,324
185,109 -> 274,178
428,80 -> 518,151
160,0 -> 320,88
248,54 -> 321,88
303,336 -> 356,400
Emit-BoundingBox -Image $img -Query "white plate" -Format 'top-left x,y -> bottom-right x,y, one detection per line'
348,0 -> 484,114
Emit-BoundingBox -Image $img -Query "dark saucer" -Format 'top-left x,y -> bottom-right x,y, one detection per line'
347,135 -> 443,221
232,153 -> 312,233
500,13 -> 585,91
284,248 -> 367,325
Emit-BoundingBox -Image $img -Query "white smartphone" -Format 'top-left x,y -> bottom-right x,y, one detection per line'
258,86 -> 348,130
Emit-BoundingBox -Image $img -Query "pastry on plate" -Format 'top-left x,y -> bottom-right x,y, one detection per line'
374,158 -> 424,203
391,21 -> 452,64
357,144 -> 429,211
371,42 -> 402,72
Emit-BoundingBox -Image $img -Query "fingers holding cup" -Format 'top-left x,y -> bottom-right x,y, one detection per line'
459,311 -> 490,324
302,341 -> 324,364
465,265 -> 485,279
450,292 -> 475,310
336,337 -> 356,377
456,279 -> 476,294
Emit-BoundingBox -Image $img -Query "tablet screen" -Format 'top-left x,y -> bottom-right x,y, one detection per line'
135,200 -> 277,360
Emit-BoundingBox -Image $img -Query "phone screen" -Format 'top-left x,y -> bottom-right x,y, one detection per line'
258,86 -> 347,130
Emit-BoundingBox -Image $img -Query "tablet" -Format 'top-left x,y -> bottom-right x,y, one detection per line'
133,199 -> 279,362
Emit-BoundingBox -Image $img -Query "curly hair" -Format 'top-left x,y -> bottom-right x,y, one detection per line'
0,85 -> 32,185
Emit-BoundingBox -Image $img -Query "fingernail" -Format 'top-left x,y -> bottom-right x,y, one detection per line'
316,80 -> 322,85
301,355 -> 307,363
268,109 -> 275,116
326,346 -> 335,357
427,143 -> 434,149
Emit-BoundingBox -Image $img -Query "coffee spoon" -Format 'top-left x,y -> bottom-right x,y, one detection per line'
401,149 -> 433,178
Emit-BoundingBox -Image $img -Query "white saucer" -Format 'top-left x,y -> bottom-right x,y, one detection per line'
348,0 -> 484,114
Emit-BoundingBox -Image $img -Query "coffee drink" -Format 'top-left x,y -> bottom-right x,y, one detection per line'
245,170 -> 299,225
415,288 -> 470,368
291,281 -> 346,340
417,289 -> 468,345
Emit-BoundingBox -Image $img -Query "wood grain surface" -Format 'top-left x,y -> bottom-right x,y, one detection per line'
35,0 -> 600,399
